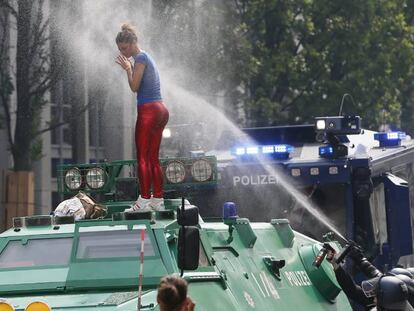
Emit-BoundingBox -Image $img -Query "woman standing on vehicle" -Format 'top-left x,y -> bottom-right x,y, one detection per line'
115,23 -> 169,212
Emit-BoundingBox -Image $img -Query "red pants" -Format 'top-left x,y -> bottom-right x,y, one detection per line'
136,101 -> 169,199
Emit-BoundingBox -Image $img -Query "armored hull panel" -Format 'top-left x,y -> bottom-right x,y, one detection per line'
0,208 -> 352,310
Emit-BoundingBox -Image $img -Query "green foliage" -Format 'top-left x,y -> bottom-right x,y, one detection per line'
151,1 -> 251,122
30,138 -> 43,162
2,73 -> 14,96
154,0 -> 414,131
232,0 -> 414,131
0,0 -> 52,170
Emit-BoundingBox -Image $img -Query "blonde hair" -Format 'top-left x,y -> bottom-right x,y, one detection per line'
115,23 -> 138,44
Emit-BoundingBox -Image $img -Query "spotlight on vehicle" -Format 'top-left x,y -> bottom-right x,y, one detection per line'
191,159 -> 213,182
165,161 -> 186,184
315,116 -> 361,135
64,168 -> 82,190
86,167 -> 106,189
316,119 -> 326,131
162,128 -> 172,138
316,115 -> 361,159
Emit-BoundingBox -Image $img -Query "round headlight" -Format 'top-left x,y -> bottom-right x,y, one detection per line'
25,301 -> 51,311
86,167 -> 106,189
0,301 -> 14,311
191,159 -> 213,182
64,168 -> 82,190
165,161 -> 186,184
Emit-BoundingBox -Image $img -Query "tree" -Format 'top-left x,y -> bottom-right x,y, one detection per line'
234,0 -> 414,131
0,0 -> 60,170
399,0 -> 414,135
148,1 -> 414,131
150,0 -> 251,122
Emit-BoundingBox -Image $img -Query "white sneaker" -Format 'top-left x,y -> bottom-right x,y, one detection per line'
124,195 -> 152,212
150,197 -> 165,211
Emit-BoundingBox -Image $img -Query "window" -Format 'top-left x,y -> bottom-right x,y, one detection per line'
0,238 -> 73,269
63,127 -> 72,145
369,182 -> 387,246
50,105 -> 72,145
51,158 -> 73,178
77,230 -> 155,259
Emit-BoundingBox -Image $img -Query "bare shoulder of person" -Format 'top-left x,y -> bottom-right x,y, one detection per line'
185,297 -> 195,311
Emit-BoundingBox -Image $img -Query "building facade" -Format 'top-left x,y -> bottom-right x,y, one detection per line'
0,0 -> 136,231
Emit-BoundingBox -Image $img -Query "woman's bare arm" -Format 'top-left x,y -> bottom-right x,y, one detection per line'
116,55 -> 145,92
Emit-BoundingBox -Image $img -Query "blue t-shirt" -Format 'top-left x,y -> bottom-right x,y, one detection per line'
133,51 -> 162,105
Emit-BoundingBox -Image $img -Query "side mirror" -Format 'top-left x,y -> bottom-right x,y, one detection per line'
178,226 -> 200,270
177,205 -> 199,226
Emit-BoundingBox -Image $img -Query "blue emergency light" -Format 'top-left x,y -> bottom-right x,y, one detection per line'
374,132 -> 406,147
223,201 -> 238,220
319,146 -> 334,156
319,144 -> 348,159
232,144 -> 294,159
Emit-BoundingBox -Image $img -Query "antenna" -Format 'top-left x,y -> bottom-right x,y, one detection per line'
137,228 -> 145,311
338,93 -> 355,116
180,196 -> 185,277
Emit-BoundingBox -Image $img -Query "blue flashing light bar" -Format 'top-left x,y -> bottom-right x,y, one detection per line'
232,144 -> 294,159
274,145 -> 290,153
235,147 -> 245,155
262,145 -> 275,154
246,146 -> 259,154
374,131 -> 406,147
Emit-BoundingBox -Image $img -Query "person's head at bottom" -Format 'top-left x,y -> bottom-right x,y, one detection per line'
371,275 -> 413,311
157,275 -> 193,311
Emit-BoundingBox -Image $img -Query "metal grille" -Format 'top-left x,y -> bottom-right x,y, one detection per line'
191,159 -> 212,182
165,161 -> 186,183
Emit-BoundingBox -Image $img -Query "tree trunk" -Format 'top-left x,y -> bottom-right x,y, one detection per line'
5,170 -> 34,228
13,0 -> 34,171
65,0 -> 89,164
0,169 -> 6,232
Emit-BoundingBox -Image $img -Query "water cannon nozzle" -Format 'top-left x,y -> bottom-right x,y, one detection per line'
322,232 -> 336,242
313,243 -> 336,268
335,240 -> 357,264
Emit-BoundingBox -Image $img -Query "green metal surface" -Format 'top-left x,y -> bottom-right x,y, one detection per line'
233,218 -> 257,248
270,219 -> 295,248
0,156 -> 353,310
299,244 -> 342,302
0,213 -> 353,310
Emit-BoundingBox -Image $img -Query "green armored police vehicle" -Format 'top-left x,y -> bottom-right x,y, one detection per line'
0,158 -> 352,310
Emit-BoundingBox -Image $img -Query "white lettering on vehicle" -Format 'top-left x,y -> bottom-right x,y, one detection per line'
244,291 -> 255,308
284,271 -> 312,287
233,175 -> 278,186
251,272 -> 266,297
251,272 -> 281,300
261,271 -> 280,300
